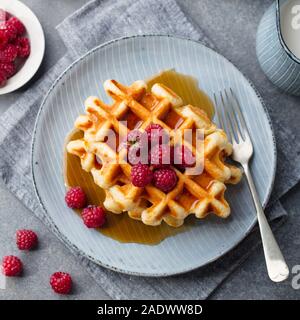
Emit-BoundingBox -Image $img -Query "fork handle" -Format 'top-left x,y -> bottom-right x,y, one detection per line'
243,164 -> 289,282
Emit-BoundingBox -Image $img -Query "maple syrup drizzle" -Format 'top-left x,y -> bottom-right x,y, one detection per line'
64,70 -> 215,245
146,69 -> 215,119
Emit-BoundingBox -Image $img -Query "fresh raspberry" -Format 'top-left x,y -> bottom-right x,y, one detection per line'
16,229 -> 38,250
0,30 -> 8,49
127,129 -> 143,145
0,44 -> 18,62
145,123 -> 167,146
173,145 -> 196,169
82,205 -> 106,228
0,22 -> 17,41
127,145 -> 149,166
119,130 -> 143,151
149,144 -> 173,168
131,163 -> 153,187
0,62 -> 15,78
50,272 -> 72,294
14,37 -> 30,58
0,70 -> 6,86
7,17 -> 25,36
1,255 -> 23,276
121,130 -> 147,148
125,130 -> 149,165
127,144 -> 142,165
0,10 -> 7,22
65,186 -> 87,209
153,167 -> 178,193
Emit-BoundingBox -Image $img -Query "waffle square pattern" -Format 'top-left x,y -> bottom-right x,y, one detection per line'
67,79 -> 242,227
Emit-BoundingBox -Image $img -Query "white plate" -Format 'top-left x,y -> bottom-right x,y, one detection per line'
0,0 -> 45,95
32,35 -> 276,276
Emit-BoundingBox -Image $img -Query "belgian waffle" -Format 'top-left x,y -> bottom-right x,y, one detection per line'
66,79 -> 242,227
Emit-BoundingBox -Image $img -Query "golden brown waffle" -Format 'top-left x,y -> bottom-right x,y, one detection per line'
66,79 -> 242,227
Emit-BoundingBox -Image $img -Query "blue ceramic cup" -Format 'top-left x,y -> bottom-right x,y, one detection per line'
256,0 -> 300,95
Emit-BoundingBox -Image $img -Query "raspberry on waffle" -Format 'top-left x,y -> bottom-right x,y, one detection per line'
66,79 -> 242,227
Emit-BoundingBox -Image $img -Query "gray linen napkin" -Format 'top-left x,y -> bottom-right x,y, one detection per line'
0,0 -> 291,299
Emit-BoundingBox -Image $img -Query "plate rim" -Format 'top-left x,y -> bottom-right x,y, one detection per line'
31,34 -> 277,277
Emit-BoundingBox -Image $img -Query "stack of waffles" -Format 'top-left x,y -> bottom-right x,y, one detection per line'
67,79 -> 242,227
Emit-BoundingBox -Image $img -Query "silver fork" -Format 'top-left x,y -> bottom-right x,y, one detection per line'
214,88 -> 289,282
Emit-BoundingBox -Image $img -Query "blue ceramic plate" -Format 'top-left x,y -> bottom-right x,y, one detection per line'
32,35 -> 276,276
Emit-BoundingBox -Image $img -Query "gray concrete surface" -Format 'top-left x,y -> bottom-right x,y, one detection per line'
0,0 -> 299,299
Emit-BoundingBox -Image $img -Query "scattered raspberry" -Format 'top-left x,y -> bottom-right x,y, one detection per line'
173,145 -> 196,169
1,255 -> 23,276
14,37 -> 30,58
0,30 -> 8,49
0,70 -> 6,86
0,62 -> 15,78
16,229 -> 38,250
65,186 -> 87,209
131,163 -> 153,187
153,167 -> 178,193
0,9 -> 7,22
82,205 -> 106,228
0,44 -> 18,62
50,272 -> 72,294
0,22 -> 17,41
145,123 -> 167,146
149,144 -> 173,168
7,17 -> 25,36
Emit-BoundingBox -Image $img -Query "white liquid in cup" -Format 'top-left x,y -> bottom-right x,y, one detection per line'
281,0 -> 300,59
